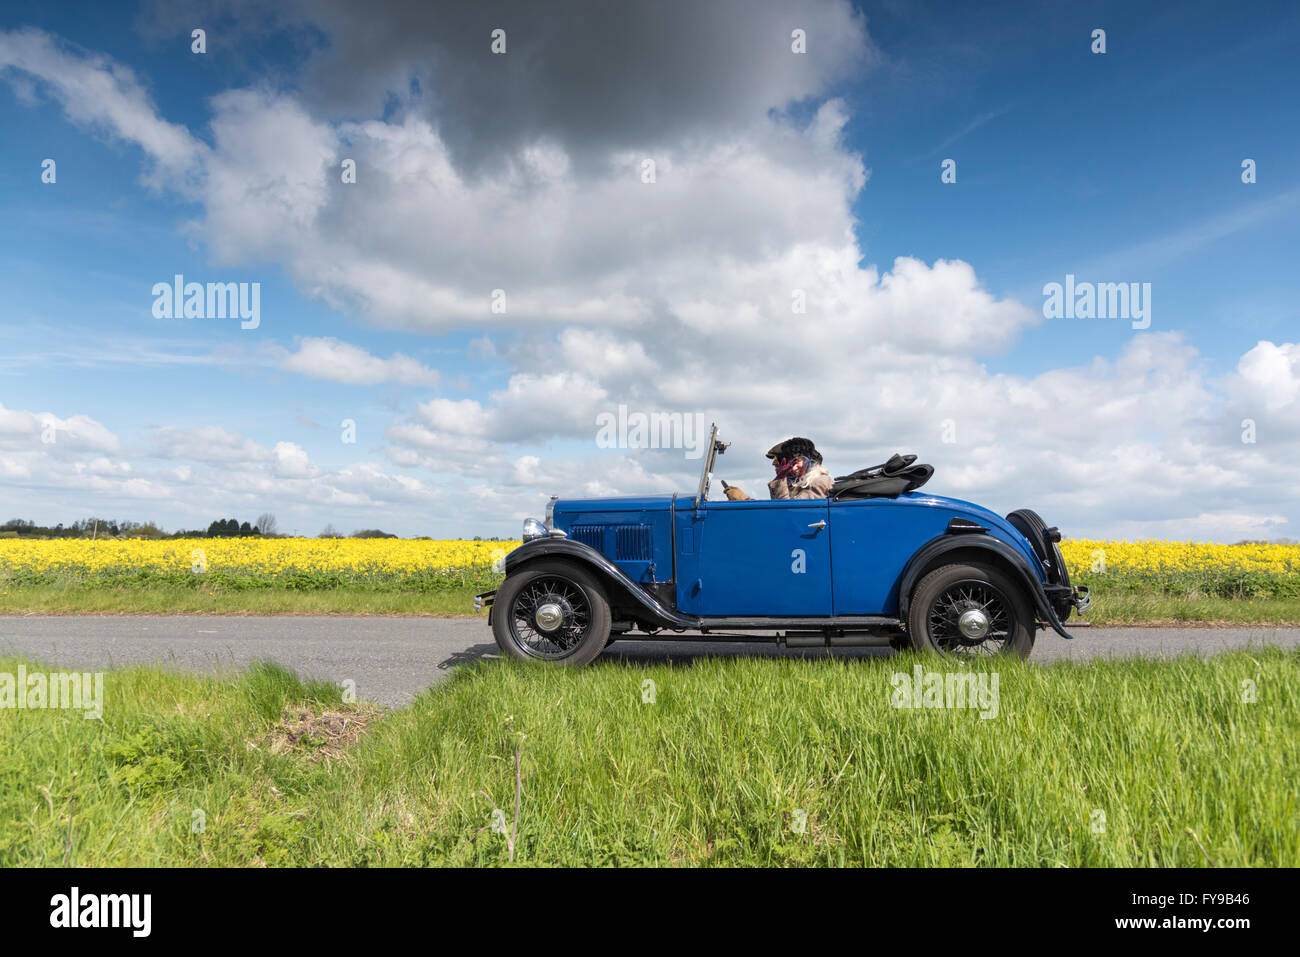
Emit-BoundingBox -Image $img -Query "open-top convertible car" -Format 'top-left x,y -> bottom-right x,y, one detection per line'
476,425 -> 1090,664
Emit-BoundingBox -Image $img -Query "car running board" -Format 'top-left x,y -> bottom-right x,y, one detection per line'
696,615 -> 901,633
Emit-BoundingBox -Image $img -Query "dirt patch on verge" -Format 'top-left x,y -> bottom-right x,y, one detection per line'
264,705 -> 383,761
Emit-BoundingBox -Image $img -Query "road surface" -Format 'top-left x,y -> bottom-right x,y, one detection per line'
2,616 -> 1296,708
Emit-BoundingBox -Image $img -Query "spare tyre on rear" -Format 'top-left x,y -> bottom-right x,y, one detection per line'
1006,508 -> 1070,587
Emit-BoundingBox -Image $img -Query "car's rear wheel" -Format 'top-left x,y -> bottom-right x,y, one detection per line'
492,560 -> 611,666
907,562 -> 1035,659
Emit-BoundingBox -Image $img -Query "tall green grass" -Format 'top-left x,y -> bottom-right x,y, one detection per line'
1,649 -> 1295,866
3,575 -> 1299,622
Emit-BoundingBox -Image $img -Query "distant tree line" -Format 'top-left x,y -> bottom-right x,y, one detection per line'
0,512 -> 281,540
206,518 -> 260,538
0,514 -> 509,540
0,517 -> 169,539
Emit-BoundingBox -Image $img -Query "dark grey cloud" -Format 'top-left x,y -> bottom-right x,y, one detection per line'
142,0 -> 873,172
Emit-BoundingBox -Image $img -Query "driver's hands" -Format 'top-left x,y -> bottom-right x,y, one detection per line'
723,483 -> 752,501
774,456 -> 807,481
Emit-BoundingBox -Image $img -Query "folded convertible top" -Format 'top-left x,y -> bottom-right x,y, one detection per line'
830,453 -> 934,500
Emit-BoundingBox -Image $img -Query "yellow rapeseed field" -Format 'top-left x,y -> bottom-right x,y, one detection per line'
0,538 -> 524,577
1060,539 -> 1300,577
0,537 -> 1297,578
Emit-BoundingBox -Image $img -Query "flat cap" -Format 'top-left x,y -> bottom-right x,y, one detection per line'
766,437 -> 820,462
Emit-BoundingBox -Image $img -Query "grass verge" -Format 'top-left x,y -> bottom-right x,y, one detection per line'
0,582 -> 485,616
2,579 -> 1299,624
1,649 -> 1296,866
1079,592 -> 1300,625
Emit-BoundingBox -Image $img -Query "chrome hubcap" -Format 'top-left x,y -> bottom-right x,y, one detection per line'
957,608 -> 990,640
534,601 -> 564,632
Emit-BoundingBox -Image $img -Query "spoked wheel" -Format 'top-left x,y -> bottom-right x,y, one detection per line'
927,580 -> 1014,656
510,577 -> 591,657
907,562 -> 1035,659
492,560 -> 611,666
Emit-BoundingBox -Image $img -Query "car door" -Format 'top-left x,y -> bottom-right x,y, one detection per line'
829,497 -> 951,615
674,498 -> 832,616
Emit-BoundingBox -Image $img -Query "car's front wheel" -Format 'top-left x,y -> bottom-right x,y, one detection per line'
906,562 -> 1035,659
492,559 -> 611,666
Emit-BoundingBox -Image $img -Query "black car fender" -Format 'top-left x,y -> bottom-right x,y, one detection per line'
897,531 -> 1076,640
500,538 -> 696,630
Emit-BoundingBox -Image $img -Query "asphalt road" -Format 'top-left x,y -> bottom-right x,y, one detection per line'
2,616 -> 1297,708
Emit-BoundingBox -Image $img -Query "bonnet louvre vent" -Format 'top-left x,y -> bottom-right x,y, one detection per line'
569,524 -> 652,561
570,525 -> 604,550
614,524 -> 653,561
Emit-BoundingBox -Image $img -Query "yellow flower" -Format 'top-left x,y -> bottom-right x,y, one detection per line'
0,538 -> 523,577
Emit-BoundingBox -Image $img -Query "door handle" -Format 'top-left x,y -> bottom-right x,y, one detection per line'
807,520 -> 826,529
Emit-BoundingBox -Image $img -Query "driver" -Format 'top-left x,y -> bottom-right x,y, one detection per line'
722,437 -> 834,500
766,437 -> 833,499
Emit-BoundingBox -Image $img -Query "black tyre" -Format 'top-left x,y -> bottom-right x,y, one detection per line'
492,560 -> 611,666
907,562 -> 1035,659
1006,508 -> 1069,587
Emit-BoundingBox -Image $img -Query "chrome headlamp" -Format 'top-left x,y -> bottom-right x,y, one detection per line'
522,517 -> 547,542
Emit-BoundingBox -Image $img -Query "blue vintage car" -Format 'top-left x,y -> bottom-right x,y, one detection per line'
476,425 -> 1090,664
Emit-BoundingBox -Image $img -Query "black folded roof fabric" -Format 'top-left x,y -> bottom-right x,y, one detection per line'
831,454 -> 933,499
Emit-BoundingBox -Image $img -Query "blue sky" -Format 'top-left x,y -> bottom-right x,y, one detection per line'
1,1 -> 1297,540
848,1 -> 1300,372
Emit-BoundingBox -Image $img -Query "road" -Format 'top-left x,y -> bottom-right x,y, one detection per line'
2,616 -> 1297,708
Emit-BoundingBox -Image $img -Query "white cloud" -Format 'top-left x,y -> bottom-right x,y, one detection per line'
279,336 -> 439,386
151,425 -> 266,464
195,88 -> 337,263
272,442 -> 317,479
0,27 -> 204,190
1229,340 -> 1300,416
0,409 -> 456,532
0,403 -> 119,452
